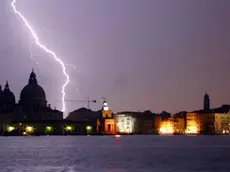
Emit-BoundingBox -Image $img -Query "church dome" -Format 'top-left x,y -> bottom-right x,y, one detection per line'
19,69 -> 47,107
1,81 -> 16,105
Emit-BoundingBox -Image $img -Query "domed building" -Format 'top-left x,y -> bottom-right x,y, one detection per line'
16,69 -> 63,121
0,81 -> 15,112
0,69 -> 63,124
19,69 -> 47,108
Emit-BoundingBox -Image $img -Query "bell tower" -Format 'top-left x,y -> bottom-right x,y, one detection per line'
102,101 -> 113,118
101,100 -> 117,135
203,93 -> 210,112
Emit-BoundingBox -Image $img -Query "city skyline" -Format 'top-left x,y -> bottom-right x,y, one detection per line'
0,70 -> 227,115
0,0 -> 230,113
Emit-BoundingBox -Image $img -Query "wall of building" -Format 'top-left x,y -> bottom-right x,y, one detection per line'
115,114 -> 136,134
186,113 -> 201,134
104,119 -> 117,134
211,113 -> 230,134
3,120 -> 96,135
174,117 -> 185,134
159,118 -> 174,134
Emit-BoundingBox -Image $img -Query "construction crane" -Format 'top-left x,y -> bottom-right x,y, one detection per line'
63,97 -> 96,109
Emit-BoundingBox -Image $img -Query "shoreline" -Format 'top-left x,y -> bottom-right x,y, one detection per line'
0,133 -> 227,136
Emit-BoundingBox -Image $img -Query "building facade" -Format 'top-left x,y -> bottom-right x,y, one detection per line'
185,113 -> 208,134
115,114 -> 136,134
101,101 -> 117,134
159,118 -> 174,134
173,111 -> 187,134
206,113 -> 230,134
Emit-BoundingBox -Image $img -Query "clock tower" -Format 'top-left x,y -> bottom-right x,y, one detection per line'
101,101 -> 117,135
102,101 -> 113,118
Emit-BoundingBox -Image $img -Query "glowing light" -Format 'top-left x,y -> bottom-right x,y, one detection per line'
8,126 -> 15,132
185,126 -> 198,134
86,126 -> 92,130
11,0 -> 69,112
29,38 -> 38,65
115,115 -> 136,134
159,121 -> 174,135
26,126 -> 33,132
115,134 -> 121,138
46,126 -> 52,132
103,107 -> 109,111
222,130 -> 229,134
66,126 -> 72,131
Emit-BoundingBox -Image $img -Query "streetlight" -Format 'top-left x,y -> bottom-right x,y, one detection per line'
7,126 -> 15,132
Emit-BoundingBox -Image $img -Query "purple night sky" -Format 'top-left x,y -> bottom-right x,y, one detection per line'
0,0 -> 230,115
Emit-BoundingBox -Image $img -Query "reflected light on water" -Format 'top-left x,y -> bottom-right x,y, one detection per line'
115,135 -> 121,138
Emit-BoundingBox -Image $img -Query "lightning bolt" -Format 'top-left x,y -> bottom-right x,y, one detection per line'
29,38 -> 39,65
11,0 -> 69,113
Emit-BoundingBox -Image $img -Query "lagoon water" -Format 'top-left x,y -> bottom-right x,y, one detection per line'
0,135 -> 230,172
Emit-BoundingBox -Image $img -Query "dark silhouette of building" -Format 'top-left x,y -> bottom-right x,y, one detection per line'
0,81 -> 16,112
0,69 -> 63,127
158,111 -> 171,119
67,107 -> 101,122
19,69 -> 47,108
203,93 -> 210,112
211,104 -> 230,113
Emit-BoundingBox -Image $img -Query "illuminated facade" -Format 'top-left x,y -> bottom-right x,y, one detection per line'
186,113 -> 199,134
101,101 -> 117,134
115,114 -> 136,134
185,113 -> 208,134
207,113 -> 230,134
104,119 -> 117,134
219,113 -> 230,134
159,118 -> 174,134
102,101 -> 113,118
174,117 -> 186,134
174,112 -> 187,134
154,116 -> 161,132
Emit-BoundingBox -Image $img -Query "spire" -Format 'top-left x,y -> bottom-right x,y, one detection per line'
5,81 -> 9,89
4,81 -> 10,91
204,92 -> 210,112
29,68 -> 37,84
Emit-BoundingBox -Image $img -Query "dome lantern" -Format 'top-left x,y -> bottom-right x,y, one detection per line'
29,68 -> 37,85
19,69 -> 47,108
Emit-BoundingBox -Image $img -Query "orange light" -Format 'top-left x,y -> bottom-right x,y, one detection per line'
159,121 -> 174,135
115,134 -> 121,138
185,126 -> 198,134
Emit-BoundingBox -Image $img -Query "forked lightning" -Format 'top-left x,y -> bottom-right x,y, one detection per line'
11,0 -> 69,112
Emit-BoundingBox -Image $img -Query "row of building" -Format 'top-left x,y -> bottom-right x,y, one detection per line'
113,94 -> 230,135
0,70 -> 230,135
